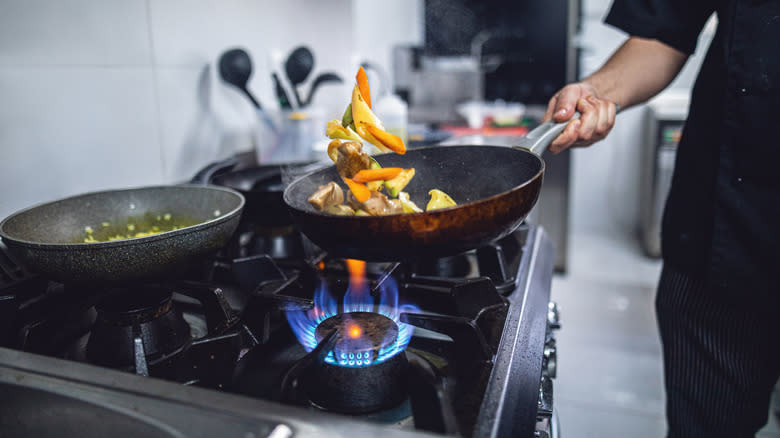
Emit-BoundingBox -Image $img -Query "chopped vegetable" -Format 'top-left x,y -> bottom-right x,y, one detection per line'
385,168 -> 415,197
366,124 -> 406,155
341,104 -> 355,129
343,177 -> 371,203
326,120 -> 361,142
307,67 -> 457,217
327,139 -> 342,163
426,189 -> 457,211
81,213 -> 198,243
366,181 -> 383,192
352,167 -> 403,183
356,66 -> 371,108
365,157 -> 384,192
399,192 -> 423,213
351,85 -> 397,154
355,191 -> 403,215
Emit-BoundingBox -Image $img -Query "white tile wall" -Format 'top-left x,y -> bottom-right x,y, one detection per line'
0,0 -> 357,219
0,0 -> 152,66
352,0 -> 424,91
148,0 -> 355,181
0,66 -> 163,216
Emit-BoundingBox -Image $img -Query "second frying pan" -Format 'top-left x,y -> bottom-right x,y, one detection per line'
0,185 -> 244,285
194,159 -> 319,226
283,117 -> 572,261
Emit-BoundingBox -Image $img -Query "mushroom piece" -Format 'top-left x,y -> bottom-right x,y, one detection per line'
348,190 -> 403,216
326,204 -> 356,216
335,141 -> 371,179
308,182 -> 344,211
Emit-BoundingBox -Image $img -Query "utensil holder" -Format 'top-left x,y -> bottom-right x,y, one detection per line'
255,109 -> 322,164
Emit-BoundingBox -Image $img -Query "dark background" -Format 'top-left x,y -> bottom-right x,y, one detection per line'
424,0 -> 578,105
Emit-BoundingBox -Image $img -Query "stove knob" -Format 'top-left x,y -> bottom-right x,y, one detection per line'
547,301 -> 561,330
542,342 -> 557,378
537,376 -> 554,418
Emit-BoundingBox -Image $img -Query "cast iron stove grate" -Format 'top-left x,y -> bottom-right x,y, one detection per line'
228,249 -> 519,436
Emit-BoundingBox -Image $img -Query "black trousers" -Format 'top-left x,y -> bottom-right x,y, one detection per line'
656,264 -> 780,437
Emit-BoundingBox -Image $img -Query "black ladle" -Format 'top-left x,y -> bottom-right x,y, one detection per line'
303,72 -> 343,106
219,48 -> 262,109
284,46 -> 314,107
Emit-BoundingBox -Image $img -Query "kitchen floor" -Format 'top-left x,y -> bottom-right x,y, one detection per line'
551,229 -> 780,437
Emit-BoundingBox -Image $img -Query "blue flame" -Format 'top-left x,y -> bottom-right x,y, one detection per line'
285,273 -> 418,367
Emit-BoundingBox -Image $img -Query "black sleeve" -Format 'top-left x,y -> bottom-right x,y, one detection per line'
604,0 -> 715,55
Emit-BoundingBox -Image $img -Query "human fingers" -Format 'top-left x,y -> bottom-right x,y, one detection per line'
572,97 -> 599,145
549,119 -> 582,154
577,97 -> 616,146
552,85 -> 586,122
593,96 -> 610,138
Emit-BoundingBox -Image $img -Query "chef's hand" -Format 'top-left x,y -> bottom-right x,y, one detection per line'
542,82 -> 618,154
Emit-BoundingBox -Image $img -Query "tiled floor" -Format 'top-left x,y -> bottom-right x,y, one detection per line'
551,230 -> 779,437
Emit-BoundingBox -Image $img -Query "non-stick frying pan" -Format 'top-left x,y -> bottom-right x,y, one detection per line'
0,185 -> 244,285
283,117 -> 572,261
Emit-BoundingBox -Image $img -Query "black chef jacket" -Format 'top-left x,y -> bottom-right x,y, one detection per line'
605,0 -> 779,300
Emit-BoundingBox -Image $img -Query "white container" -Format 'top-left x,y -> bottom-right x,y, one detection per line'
255,107 -> 325,164
373,94 -> 408,146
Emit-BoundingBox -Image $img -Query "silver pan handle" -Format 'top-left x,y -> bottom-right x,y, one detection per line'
514,104 -> 621,155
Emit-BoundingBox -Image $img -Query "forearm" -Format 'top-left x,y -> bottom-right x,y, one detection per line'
583,36 -> 689,109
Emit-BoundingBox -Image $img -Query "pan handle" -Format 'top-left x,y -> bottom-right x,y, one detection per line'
190,157 -> 240,184
515,104 -> 621,156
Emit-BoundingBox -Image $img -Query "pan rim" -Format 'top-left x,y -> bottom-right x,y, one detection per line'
0,184 -> 245,249
282,144 -> 545,219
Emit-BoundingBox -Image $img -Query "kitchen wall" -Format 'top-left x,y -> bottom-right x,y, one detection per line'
0,0 -> 365,219
352,0 -> 423,95
1,0 -> 715,246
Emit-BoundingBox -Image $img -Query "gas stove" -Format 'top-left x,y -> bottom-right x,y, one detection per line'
0,217 -> 558,437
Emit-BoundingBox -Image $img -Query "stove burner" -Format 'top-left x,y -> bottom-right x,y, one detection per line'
314,312 -> 398,367
303,345 -> 408,414
86,286 -> 191,371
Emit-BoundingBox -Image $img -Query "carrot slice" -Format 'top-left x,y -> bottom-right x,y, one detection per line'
352,167 -> 403,183
366,124 -> 406,155
356,66 -> 371,109
343,177 -> 371,203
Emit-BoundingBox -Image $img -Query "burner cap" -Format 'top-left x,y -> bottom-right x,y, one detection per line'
314,312 -> 398,365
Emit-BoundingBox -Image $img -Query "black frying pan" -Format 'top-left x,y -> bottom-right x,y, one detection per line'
283,117 -> 571,261
0,185 -> 244,284
194,158 -> 319,226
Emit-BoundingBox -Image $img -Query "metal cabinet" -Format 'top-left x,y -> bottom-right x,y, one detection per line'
639,93 -> 689,258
